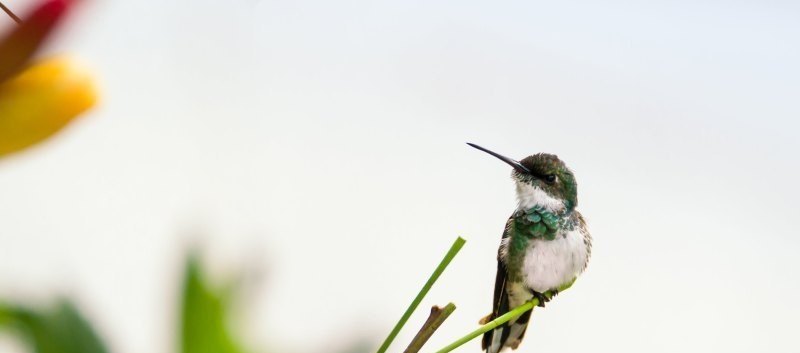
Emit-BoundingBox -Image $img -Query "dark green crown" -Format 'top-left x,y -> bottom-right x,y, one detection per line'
516,153 -> 578,211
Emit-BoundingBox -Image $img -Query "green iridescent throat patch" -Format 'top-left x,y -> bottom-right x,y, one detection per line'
512,205 -> 571,241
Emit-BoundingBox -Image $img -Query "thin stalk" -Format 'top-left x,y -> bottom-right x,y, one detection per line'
0,2 -> 21,24
433,279 -> 576,353
375,237 -> 467,353
403,303 -> 457,353
433,299 -> 537,353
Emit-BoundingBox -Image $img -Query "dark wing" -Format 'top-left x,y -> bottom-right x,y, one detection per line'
481,217 -> 513,351
481,260 -> 510,350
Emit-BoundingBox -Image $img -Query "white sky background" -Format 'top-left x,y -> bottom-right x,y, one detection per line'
1,0 -> 799,352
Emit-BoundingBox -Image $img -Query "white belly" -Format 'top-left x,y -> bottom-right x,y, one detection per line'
522,229 -> 589,293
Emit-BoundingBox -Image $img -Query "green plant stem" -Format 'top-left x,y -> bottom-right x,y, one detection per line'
375,237 -> 467,353
403,303 -> 457,353
433,298 -> 537,353
433,279 -> 576,353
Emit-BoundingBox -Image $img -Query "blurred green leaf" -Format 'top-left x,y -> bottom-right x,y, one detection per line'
180,254 -> 248,353
0,299 -> 109,353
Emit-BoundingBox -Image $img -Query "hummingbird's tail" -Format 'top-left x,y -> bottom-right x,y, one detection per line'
484,256 -> 534,352
481,310 -> 532,353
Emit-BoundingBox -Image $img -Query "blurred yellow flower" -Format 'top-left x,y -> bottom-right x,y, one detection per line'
0,0 -> 96,158
0,57 -> 96,157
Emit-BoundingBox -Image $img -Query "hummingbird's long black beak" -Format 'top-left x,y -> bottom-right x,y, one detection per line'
467,143 -> 530,174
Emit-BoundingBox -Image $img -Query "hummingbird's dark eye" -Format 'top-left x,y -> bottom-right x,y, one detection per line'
544,174 -> 556,183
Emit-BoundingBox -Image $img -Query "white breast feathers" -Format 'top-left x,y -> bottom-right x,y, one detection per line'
522,228 -> 589,293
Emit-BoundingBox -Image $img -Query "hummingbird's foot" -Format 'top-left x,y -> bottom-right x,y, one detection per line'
531,291 -> 549,308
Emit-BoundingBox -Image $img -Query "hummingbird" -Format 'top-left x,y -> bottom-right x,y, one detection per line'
467,143 -> 592,353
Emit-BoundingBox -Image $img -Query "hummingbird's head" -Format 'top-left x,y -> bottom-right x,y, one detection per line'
467,143 -> 577,213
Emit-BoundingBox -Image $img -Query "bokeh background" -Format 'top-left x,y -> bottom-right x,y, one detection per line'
1,0 -> 799,352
